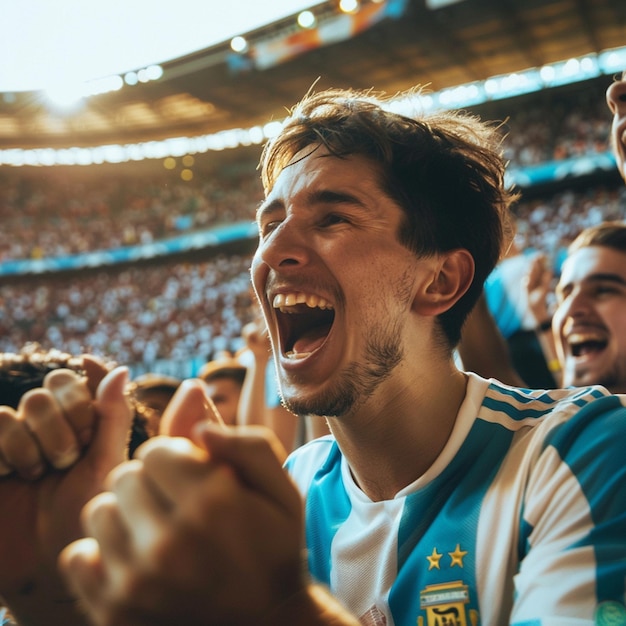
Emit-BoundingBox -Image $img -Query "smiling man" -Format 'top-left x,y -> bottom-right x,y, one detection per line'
2,87 -> 626,626
553,223 -> 626,393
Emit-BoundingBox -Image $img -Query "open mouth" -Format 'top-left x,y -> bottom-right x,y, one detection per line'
272,292 -> 335,359
568,332 -> 608,358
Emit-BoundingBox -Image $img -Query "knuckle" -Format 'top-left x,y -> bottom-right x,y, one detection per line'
106,459 -> 144,491
43,368 -> 83,390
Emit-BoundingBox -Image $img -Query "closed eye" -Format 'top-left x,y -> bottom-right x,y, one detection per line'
319,213 -> 350,228
591,285 -> 621,297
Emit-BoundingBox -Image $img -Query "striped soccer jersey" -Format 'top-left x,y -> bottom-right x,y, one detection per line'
285,373 -> 626,626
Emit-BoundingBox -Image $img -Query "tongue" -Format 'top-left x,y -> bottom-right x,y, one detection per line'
292,325 -> 330,355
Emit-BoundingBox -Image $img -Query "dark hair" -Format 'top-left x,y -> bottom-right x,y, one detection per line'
260,88 -> 518,346
0,344 -> 171,460
0,344 -> 85,409
568,221 -> 626,255
126,373 -> 181,457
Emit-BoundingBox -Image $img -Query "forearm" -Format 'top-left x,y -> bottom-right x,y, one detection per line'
238,358 -> 270,427
459,293 -> 526,386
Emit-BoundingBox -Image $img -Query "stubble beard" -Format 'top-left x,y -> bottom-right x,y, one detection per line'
281,322 -> 404,418
575,361 -> 626,394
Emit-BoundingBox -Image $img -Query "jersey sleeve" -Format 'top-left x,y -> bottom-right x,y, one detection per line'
511,395 -> 626,624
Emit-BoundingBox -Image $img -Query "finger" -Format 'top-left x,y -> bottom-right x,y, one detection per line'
81,491 -> 132,569
44,369 -> 95,447
158,378 -> 224,438
192,424 -> 300,518
0,406 -> 46,479
106,459 -> 172,553
20,388 -> 82,470
59,537 -> 107,617
88,367 -> 134,471
82,355 -> 112,397
134,436 -> 211,506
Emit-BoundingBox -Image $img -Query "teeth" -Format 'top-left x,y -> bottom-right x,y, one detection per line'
272,292 -> 333,313
568,332 -> 605,345
285,351 -> 311,359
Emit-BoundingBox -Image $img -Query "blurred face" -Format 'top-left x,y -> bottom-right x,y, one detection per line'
134,387 -> 178,436
203,378 -> 242,426
606,70 -> 626,183
251,146 -> 432,419
553,245 -> 626,393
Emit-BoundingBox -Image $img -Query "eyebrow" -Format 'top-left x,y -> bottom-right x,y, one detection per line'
584,272 -> 626,286
558,272 -> 626,294
256,188 -> 366,224
256,199 -> 282,224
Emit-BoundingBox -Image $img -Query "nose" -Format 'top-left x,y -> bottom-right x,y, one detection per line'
606,74 -> 626,115
556,288 -> 595,330
256,216 -> 311,272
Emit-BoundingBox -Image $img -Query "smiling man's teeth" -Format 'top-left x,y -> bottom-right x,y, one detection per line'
273,292 -> 333,313
285,350 -> 311,359
568,332 -> 605,345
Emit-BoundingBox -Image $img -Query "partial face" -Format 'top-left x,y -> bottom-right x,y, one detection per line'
553,245 -> 626,393
606,70 -> 626,183
134,387 -> 178,436
251,147 -> 429,418
203,378 -> 243,426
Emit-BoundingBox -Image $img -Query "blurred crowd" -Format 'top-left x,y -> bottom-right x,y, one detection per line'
500,80 -> 611,165
0,254 -> 256,369
515,182 -> 626,265
0,163 -> 262,261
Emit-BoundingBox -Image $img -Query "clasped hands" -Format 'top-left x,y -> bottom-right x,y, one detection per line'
0,359 -> 304,626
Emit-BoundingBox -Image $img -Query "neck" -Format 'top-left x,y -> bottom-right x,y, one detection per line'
327,360 -> 468,501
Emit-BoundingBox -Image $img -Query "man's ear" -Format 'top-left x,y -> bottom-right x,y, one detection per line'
413,249 -> 475,316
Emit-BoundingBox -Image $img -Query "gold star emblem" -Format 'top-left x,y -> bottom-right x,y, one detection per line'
426,547 -> 443,570
449,543 -> 468,568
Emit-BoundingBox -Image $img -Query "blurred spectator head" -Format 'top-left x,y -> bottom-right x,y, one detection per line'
0,343 -> 85,409
127,372 -> 182,456
198,354 -> 246,426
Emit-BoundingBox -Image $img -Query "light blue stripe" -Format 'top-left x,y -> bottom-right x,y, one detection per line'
542,396 -> 626,602
304,442 -> 352,586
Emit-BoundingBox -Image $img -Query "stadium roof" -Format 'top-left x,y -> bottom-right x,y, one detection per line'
1,0 -> 625,151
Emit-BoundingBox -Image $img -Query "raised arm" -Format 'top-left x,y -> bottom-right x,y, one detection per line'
523,254 -> 562,386
238,320 -> 298,452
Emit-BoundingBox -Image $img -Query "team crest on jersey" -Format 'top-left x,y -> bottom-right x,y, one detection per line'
417,544 -> 479,626
417,581 -> 477,626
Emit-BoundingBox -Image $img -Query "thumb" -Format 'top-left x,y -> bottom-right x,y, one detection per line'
158,378 -> 225,438
192,424 -> 296,517
87,366 -> 133,467
81,354 -> 113,397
